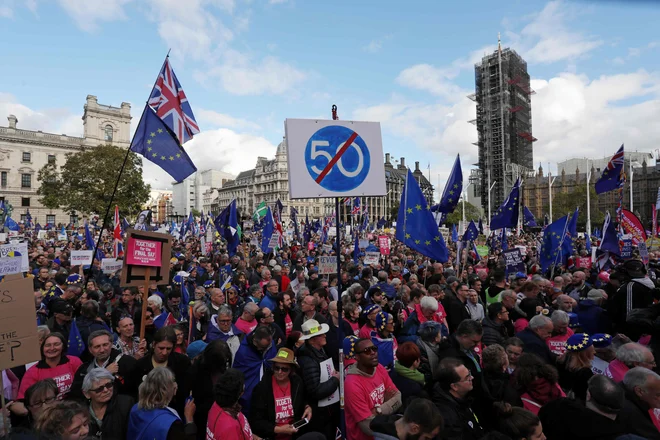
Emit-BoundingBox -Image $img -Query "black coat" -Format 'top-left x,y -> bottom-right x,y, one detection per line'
516,327 -> 556,365
292,312 -> 327,332
481,371 -> 522,430
539,397 -> 627,440
388,368 -> 428,410
325,318 -> 353,369
88,394 -> 135,440
619,389 -> 660,440
481,317 -> 510,347
431,385 -> 484,440
273,306 -> 296,337
442,295 -> 471,333
69,348 -> 138,401
249,371 -> 309,439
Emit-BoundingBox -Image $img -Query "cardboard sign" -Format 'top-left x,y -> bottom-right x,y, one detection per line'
0,242 -> 28,272
101,258 -> 123,274
70,250 -> 93,266
318,256 -> 337,274
364,251 -> 380,265
503,248 -> 525,274
120,230 -> 172,287
378,235 -> 390,255
127,237 -> 163,266
575,257 -> 593,269
0,274 -> 41,370
0,257 -> 23,275
0,233 -> 6,242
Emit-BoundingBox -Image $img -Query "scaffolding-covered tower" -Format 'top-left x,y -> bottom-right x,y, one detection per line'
468,37 -> 536,216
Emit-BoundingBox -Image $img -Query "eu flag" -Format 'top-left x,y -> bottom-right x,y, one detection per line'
561,208 -> 579,258
540,215 -> 570,273
214,200 -> 239,256
523,206 -> 538,227
501,228 -> 508,251
261,206 -> 276,253
130,105 -> 197,183
67,319 -> 85,357
595,145 -> 625,194
585,232 -> 592,253
451,224 -> 458,243
437,154 -> 463,213
463,220 -> 479,242
85,222 -> 103,261
490,179 -> 520,230
396,169 -> 449,262
600,212 -> 620,255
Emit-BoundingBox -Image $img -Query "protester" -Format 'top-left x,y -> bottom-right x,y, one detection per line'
82,367 -> 134,439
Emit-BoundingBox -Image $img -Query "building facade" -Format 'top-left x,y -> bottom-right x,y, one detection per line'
146,189 -> 173,223
0,95 -> 131,225
470,40 -> 535,215
171,169 -> 234,217
213,138 -> 434,224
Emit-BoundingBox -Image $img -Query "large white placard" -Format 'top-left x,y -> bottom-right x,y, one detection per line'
285,118 -> 386,199
71,250 -> 93,266
0,242 -> 28,272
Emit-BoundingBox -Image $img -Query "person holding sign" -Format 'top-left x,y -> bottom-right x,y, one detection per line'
249,348 -> 312,439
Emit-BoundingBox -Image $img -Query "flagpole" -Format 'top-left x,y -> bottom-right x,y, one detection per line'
586,160 -> 592,237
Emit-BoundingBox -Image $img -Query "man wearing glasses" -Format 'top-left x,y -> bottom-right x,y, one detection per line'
344,338 -> 401,440
432,357 -> 484,440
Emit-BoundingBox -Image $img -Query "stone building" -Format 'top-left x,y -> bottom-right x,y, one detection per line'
0,95 -> 131,225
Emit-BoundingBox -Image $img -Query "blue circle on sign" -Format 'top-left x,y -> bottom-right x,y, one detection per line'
305,125 -> 370,192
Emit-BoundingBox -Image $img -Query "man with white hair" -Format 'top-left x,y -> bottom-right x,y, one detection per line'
516,315 -> 556,364
546,310 -> 574,356
399,294 -> 445,343
620,367 -> 660,439
605,342 -> 656,383
147,295 -> 168,329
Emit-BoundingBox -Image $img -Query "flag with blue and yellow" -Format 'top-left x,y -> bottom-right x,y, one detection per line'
490,179 -> 521,230
67,319 -> 85,357
540,215 -> 570,273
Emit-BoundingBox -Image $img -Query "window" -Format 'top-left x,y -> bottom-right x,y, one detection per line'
70,214 -> 78,225
46,215 -> 55,225
21,198 -> 30,207
0,171 -> 6,187
104,125 -> 113,142
48,155 -> 56,165
21,174 -> 31,188
22,152 -> 31,162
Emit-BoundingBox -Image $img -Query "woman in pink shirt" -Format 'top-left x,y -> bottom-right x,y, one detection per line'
206,368 -> 255,440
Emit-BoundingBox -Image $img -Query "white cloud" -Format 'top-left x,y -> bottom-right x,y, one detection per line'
363,40 -> 382,53
0,92 -> 83,136
0,0 -> 37,18
142,128 -> 276,188
396,65 -> 468,101
196,108 -> 261,130
56,0 -> 131,32
268,0 -> 289,4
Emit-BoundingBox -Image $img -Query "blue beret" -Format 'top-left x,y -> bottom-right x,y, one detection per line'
203,280 -> 215,288
172,274 -> 184,286
375,312 -> 391,332
592,333 -> 613,349
567,312 -> 580,328
362,304 -> 379,316
67,274 -> 82,285
343,335 -> 358,360
566,333 -> 593,352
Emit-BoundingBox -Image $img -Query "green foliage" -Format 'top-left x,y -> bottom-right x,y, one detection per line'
389,201 -> 399,220
37,145 -> 151,226
191,209 -> 201,217
544,184 -> 604,230
446,201 -> 482,225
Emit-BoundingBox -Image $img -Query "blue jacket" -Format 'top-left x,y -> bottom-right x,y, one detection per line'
232,331 -> 277,417
376,281 -> 397,299
259,292 -> 278,312
206,316 -> 244,342
127,405 -> 179,440
576,300 -> 612,335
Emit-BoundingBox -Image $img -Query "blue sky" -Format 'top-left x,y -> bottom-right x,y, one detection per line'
2,0 -> 660,194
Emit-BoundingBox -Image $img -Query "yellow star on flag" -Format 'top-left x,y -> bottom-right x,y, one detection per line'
425,240 -> 431,245
415,239 -> 420,244
150,132 -> 156,137
405,233 -> 411,239
157,128 -> 163,133
415,204 -> 422,211
407,208 -> 413,214
147,139 -> 152,145
169,156 -> 174,161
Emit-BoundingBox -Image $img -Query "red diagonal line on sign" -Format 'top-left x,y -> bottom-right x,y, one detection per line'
315,131 -> 358,184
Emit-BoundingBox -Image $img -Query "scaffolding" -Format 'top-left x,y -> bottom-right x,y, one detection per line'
471,41 -> 536,215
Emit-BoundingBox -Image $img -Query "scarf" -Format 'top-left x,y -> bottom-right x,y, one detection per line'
525,377 -> 562,405
393,361 -> 425,385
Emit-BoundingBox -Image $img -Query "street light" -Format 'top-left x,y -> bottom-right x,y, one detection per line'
548,174 -> 557,221
629,160 -> 642,213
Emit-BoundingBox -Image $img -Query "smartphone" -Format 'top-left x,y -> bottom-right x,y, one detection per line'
292,418 -> 309,429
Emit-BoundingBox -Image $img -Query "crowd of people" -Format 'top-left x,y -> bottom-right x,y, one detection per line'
1,226 -> 660,440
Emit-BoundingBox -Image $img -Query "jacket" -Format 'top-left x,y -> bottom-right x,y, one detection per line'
259,291 -> 278,312
88,394 -> 135,440
516,327 -> 556,365
388,366 -> 428,410
127,405 -> 194,440
399,303 -> 444,343
248,371 -> 308,439
576,299 -> 612,335
619,389 -> 660,440
232,331 -> 277,417
610,278 -> 658,338
539,397 -> 627,440
370,414 -> 401,440
292,312 -> 327,332
273,306 -> 296,337
326,317 -> 354,369
296,343 -> 339,404
70,348 -> 138,400
481,316 -> 509,347
431,385 -> 484,440
442,295 -> 471,333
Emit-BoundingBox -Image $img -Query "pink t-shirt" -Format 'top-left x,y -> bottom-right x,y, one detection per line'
272,377 -> 294,440
284,314 -> 293,337
206,402 -> 253,440
234,317 -> 257,335
605,359 -> 629,383
18,356 -> 83,399
546,329 -> 575,356
435,303 -> 447,322
348,321 -> 360,336
344,364 -> 398,440
359,324 -> 376,339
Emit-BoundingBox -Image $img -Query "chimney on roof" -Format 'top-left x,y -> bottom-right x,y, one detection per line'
399,157 -> 406,169
385,153 -> 390,164
415,161 -> 420,172
7,114 -> 17,129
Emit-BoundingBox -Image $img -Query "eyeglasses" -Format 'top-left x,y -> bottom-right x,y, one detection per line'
89,381 -> 114,393
273,365 -> 291,373
357,346 -> 378,355
458,374 -> 473,383
29,395 -> 59,408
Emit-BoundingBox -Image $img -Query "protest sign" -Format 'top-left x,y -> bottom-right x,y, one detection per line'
126,238 -> 162,267
0,233 -> 6,242
322,244 -> 332,253
120,230 -> 172,288
318,256 -> 337,274
359,239 -> 369,249
364,252 -> 380,265
0,242 -> 28,272
621,238 -> 633,259
70,250 -> 93,266
476,245 -> 489,257
639,241 -> 650,266
575,257 -> 593,269
0,274 -> 40,370
378,235 -> 390,255
0,257 -> 22,275
101,258 -> 123,274
503,248 -> 525,274
37,230 -> 47,240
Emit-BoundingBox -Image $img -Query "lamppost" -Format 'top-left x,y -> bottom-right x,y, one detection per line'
629,160 -> 642,213
462,182 -> 473,235
548,173 -> 557,221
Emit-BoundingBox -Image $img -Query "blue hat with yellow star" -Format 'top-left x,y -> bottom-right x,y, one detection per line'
567,312 -> 580,328
566,333 -> 592,352
343,335 -> 358,360
203,280 -> 215,288
362,304 -> 379,316
67,273 -> 82,285
592,333 -> 613,349
375,311 -> 392,332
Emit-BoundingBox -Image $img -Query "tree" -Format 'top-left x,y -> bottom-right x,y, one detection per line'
389,201 -> 400,220
37,145 -> 151,225
446,201 -> 482,225
191,208 -> 201,217
544,184 -> 604,230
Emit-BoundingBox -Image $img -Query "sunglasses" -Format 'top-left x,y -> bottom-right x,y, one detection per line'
273,366 -> 291,373
29,395 -> 59,408
357,346 -> 378,355
89,381 -> 114,393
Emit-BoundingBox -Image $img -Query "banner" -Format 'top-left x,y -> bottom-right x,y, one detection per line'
378,235 -> 390,255
126,238 -> 162,267
364,251 -> 380,265
0,257 -> 23,275
620,209 -> 647,245
503,248 -> 525,274
575,257 -> 593,269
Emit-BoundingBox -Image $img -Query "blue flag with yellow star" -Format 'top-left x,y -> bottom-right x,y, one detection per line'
437,154 -> 463,213
491,178 -> 521,230
561,208 -> 579,259
540,215 -> 570,273
260,206 -> 276,254
463,220 -> 479,242
396,169 -> 449,262
214,200 -> 239,256
67,319 -> 85,357
523,206 -> 537,227
130,105 -> 197,183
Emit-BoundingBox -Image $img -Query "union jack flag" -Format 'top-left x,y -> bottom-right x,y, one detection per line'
351,197 -> 361,215
606,144 -> 624,170
113,205 -> 123,258
148,57 -> 200,145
